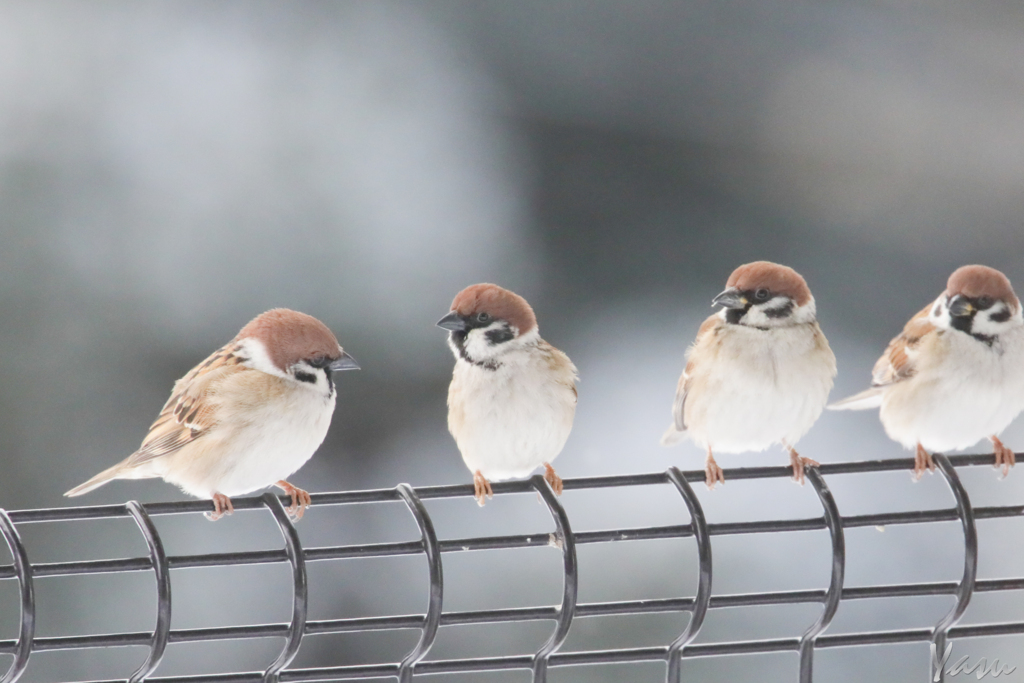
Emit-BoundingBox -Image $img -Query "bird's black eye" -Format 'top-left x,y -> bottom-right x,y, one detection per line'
977,296 -> 994,309
476,312 -> 491,323
755,288 -> 771,301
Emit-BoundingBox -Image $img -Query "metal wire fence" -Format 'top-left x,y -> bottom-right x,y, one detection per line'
1,452 -> 1022,683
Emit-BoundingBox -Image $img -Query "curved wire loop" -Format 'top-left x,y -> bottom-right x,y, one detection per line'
930,454 -> 978,683
798,468 -> 845,683
665,467 -> 712,683
530,474 -> 578,683
125,501 -> 171,683
261,493 -> 309,683
395,484 -> 443,682
0,510 -> 34,683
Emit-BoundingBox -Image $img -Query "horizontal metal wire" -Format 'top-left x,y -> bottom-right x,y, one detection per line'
1,452 -> 1022,683
1,506 -> 1018,582
6,575 -> 1024,655
31,618 -> 1024,683
4,453 -> 1008,525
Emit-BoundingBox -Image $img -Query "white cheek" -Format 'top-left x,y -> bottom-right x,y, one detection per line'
237,338 -> 289,378
463,328 -> 494,359
290,361 -> 334,395
463,322 -> 515,360
743,297 -> 814,327
973,304 -> 1023,338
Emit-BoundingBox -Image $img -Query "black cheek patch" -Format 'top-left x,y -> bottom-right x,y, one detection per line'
295,370 -> 317,384
764,300 -> 794,319
485,325 -> 515,345
990,308 -> 1012,323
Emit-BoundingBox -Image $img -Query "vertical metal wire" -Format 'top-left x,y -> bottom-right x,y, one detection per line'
929,454 -> 978,683
798,468 -> 846,683
665,467 -> 712,683
0,510 -> 34,683
530,474 -> 578,683
125,501 -> 171,683
395,484 -> 443,683
261,493 -> 309,683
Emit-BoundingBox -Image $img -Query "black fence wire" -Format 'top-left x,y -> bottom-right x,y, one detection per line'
1,452 -> 1023,683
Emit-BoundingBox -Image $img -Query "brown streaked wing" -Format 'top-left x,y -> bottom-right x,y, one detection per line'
673,314 -> 722,431
540,340 -> 579,403
871,304 -> 936,387
123,342 -> 248,467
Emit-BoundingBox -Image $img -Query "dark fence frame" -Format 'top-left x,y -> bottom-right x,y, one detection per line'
2,452 -> 1023,683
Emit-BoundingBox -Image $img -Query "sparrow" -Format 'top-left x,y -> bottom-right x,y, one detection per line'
661,261 -> 837,488
65,308 -> 359,520
437,283 -> 578,506
829,265 -> 1024,479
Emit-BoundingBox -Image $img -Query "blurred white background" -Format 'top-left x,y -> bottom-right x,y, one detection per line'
1,1 -> 1023,681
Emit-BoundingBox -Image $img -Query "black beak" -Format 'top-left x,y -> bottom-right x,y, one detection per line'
329,351 -> 360,372
436,311 -> 467,332
948,295 -> 974,318
712,287 -> 748,310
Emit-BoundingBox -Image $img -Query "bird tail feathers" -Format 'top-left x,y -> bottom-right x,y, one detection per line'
660,425 -> 687,447
827,387 -> 884,411
65,461 -> 129,497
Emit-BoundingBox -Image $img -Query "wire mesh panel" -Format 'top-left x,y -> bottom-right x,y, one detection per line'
2,453 -> 1023,683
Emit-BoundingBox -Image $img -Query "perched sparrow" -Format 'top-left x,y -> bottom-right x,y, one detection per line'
438,284 -> 578,506
65,309 -> 359,520
829,265 -> 1024,478
661,262 -> 837,488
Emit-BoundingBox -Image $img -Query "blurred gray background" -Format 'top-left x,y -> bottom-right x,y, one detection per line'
1,1 -> 1023,681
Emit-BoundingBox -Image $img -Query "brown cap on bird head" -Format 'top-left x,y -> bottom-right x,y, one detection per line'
726,261 -> 812,306
237,308 -> 344,372
451,283 -> 538,336
946,265 -> 1018,308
